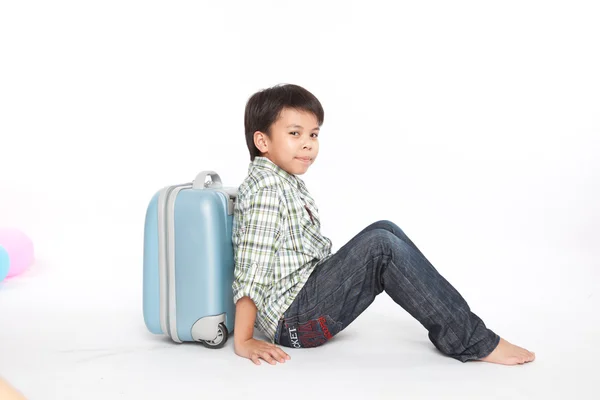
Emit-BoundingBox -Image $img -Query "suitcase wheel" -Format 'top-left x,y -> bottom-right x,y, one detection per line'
202,323 -> 228,349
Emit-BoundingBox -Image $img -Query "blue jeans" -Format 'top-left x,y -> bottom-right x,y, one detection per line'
274,220 -> 500,362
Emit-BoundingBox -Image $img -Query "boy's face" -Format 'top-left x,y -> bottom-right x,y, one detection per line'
254,107 -> 320,176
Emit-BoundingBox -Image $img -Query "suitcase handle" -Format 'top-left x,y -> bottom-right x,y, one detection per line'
192,171 -> 223,189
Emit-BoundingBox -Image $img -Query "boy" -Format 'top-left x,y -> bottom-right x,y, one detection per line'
232,83 -> 535,366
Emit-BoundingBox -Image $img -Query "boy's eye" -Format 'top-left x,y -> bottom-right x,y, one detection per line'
289,131 -> 319,138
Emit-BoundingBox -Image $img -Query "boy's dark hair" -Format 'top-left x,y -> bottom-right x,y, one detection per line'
244,83 -> 325,161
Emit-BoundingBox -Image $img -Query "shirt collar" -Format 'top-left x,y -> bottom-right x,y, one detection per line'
250,156 -> 306,191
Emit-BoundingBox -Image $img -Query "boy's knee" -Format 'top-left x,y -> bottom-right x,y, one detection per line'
363,229 -> 398,258
371,219 -> 404,235
370,219 -> 392,229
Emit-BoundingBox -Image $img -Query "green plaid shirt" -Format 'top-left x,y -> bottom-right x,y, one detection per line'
232,156 -> 333,342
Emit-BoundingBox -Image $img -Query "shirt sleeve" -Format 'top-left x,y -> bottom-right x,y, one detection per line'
232,186 -> 282,310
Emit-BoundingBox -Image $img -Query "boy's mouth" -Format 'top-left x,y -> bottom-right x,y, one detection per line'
295,157 -> 312,164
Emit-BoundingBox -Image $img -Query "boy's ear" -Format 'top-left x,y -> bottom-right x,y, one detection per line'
254,130 -> 269,153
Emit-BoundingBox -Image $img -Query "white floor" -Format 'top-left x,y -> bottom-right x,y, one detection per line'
1,214 -> 598,399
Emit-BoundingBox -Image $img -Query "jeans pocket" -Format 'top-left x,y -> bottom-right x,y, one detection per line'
277,314 -> 342,349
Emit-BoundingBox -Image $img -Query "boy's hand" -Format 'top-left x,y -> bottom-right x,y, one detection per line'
234,338 -> 291,365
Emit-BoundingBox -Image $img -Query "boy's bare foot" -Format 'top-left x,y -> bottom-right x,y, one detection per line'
476,337 -> 535,365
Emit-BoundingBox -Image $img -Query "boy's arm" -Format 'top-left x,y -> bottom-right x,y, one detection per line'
233,296 -> 290,365
232,187 -> 290,365
232,186 -> 281,320
233,296 -> 257,345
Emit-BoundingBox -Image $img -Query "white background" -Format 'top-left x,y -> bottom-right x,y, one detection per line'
1,1 -> 599,399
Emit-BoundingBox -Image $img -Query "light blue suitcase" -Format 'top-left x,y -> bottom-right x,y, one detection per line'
143,171 -> 237,348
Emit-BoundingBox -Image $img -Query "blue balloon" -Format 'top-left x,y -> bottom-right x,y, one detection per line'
0,245 -> 9,282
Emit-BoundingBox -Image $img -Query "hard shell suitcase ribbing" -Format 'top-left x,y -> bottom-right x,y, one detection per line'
143,171 -> 237,349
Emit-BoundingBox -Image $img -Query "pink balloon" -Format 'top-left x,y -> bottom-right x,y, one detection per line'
0,228 -> 34,278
